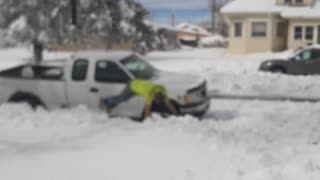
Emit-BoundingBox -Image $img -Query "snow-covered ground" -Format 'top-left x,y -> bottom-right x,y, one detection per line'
1,48 -> 320,180
148,48 -> 320,98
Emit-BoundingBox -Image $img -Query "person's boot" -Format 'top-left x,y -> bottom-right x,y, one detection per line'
101,99 -> 114,113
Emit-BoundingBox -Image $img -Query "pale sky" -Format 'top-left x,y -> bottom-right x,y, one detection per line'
135,0 -> 212,10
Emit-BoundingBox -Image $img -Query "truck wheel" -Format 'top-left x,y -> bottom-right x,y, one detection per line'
270,66 -> 285,74
8,92 -> 45,110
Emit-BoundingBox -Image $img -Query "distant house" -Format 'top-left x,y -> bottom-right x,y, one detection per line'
175,23 -> 211,46
221,0 -> 320,54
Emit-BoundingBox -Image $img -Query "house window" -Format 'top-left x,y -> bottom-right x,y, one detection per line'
234,22 -> 242,37
251,22 -> 267,37
285,0 -> 303,4
277,22 -> 285,37
284,0 -> 292,4
305,26 -> 314,40
294,26 -> 303,40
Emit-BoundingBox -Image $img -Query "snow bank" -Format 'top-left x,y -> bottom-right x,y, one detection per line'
199,35 -> 227,48
1,100 -> 320,180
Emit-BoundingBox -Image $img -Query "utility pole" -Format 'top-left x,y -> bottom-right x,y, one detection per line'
211,0 -> 216,33
71,0 -> 78,27
171,13 -> 176,26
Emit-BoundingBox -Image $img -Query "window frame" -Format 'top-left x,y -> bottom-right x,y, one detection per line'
251,21 -> 268,38
305,26 -> 314,41
94,60 -> 131,83
234,22 -> 242,38
72,59 -> 89,81
293,26 -> 303,40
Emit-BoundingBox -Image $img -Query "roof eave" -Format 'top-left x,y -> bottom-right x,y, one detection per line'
221,11 -> 280,16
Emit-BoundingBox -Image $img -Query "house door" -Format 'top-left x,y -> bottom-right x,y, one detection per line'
318,26 -> 320,44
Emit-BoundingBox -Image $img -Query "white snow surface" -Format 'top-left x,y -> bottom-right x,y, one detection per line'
1,48 -> 320,180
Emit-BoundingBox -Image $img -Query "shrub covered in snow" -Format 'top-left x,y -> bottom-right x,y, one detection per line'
199,35 -> 228,48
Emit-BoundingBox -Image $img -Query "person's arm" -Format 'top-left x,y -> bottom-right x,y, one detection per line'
165,100 -> 178,115
144,104 -> 152,118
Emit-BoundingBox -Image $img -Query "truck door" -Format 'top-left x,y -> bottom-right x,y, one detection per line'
67,59 -> 90,107
89,60 -> 145,118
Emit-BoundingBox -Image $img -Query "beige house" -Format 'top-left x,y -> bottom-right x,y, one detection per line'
221,0 -> 320,54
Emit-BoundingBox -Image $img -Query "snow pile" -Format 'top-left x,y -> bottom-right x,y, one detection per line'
199,35 -> 227,48
1,100 -> 320,180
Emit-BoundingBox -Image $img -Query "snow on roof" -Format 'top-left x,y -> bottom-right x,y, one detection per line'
147,21 -> 211,36
281,3 -> 320,18
221,0 -> 320,19
148,22 -> 181,33
176,23 -> 211,36
221,0 -> 280,14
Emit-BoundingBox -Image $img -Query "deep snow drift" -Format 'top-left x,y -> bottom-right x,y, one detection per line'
148,48 -> 320,98
0,48 -> 320,180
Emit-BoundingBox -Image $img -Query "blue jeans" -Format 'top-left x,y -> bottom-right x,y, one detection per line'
102,84 -> 134,109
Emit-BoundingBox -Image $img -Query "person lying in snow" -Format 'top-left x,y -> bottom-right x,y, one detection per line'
101,80 -> 178,118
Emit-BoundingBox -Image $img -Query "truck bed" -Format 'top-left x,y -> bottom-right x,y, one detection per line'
0,65 -> 64,80
0,62 -> 68,109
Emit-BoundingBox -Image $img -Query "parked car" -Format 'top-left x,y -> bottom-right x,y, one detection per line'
0,50 -> 210,119
259,46 -> 320,75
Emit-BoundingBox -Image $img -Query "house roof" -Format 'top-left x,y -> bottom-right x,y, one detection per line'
176,23 -> 210,36
221,0 -> 320,19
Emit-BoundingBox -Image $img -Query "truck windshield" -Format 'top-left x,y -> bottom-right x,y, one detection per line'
120,55 -> 157,80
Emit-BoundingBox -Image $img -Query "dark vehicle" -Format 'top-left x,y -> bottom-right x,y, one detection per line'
260,46 -> 320,75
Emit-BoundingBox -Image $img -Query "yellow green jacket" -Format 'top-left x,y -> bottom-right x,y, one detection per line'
130,80 -> 168,106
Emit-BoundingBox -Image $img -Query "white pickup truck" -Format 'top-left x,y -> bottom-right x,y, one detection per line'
0,50 -> 210,119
